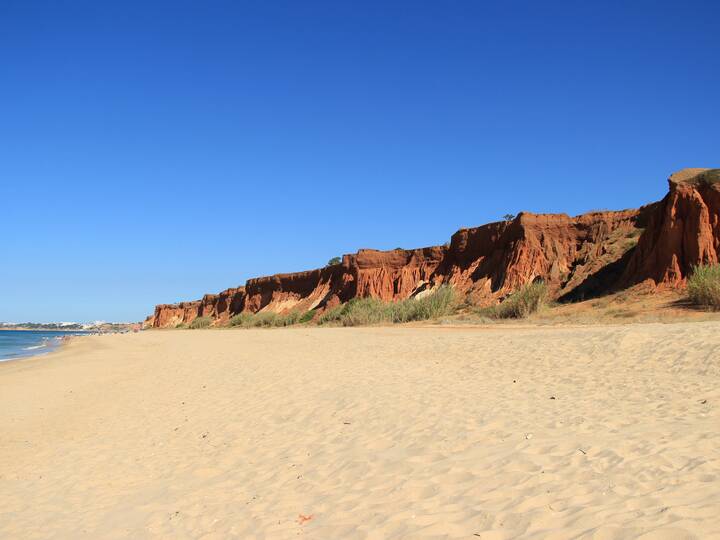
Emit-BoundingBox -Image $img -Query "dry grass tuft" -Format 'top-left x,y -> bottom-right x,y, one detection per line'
189,316 -> 212,329
478,282 -> 548,319
687,264 -> 720,310
229,310 -> 314,328
318,286 -> 458,326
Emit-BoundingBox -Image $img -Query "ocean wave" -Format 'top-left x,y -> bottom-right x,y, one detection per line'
23,343 -> 48,350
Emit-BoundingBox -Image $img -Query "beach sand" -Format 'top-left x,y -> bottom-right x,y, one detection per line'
1,323 -> 719,539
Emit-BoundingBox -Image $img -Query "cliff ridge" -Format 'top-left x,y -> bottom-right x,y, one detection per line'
147,168 -> 720,327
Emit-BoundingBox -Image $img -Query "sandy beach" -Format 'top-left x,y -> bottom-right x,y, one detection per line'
1,323 -> 719,539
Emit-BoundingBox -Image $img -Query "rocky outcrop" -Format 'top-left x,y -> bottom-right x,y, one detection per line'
243,267 -> 347,314
198,287 -> 246,322
148,287 -> 246,328
241,248 -> 447,315
150,300 -> 201,328
440,210 -> 645,303
147,168 -> 719,327
620,168 -> 720,286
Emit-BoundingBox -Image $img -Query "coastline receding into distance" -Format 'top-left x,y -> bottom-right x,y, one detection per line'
3,2 -> 719,538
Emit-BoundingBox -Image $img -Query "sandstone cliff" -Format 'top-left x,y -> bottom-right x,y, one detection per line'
620,168 -> 720,286
146,168 -> 719,328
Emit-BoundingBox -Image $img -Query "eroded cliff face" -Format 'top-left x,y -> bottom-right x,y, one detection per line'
241,248 -> 446,315
148,287 -> 246,328
150,300 -> 202,328
147,168 -> 720,327
620,169 -> 720,286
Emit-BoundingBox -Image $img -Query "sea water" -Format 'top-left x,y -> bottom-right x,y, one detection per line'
0,330 -> 83,362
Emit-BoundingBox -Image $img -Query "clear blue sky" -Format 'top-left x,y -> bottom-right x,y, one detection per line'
1,1 -> 718,322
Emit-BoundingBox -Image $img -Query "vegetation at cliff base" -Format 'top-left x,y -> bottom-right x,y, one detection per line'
318,285 -> 458,326
318,297 -> 389,326
192,283 -> 551,328
479,282 -> 548,319
228,313 -> 252,327
299,310 -> 316,323
189,316 -> 212,329
229,310 -> 313,328
391,285 -> 457,323
686,263 -> 720,310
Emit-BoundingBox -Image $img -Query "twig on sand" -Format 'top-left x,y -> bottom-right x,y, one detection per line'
297,514 -> 314,525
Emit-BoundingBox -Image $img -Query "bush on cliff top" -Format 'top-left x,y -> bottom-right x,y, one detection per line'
479,282 -> 548,319
687,264 -> 720,310
189,316 -> 213,329
692,169 -> 720,187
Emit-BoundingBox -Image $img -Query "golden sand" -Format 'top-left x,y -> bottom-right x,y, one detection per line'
1,324 -> 719,539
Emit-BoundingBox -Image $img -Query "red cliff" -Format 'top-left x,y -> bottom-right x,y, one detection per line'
147,168 -> 719,327
620,168 -> 720,286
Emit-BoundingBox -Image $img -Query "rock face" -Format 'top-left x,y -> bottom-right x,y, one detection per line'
147,168 -> 720,327
441,210 -> 646,303
620,169 -> 720,286
148,287 -> 245,328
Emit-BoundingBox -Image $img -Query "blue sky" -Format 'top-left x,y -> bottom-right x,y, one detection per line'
1,1 -> 718,322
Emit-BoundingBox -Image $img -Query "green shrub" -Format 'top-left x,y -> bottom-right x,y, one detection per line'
229,313 -> 253,327
230,311 -> 274,328
248,312 -> 279,327
318,286 -> 458,326
278,311 -> 301,326
692,169 -> 720,187
318,297 -> 391,326
480,282 -> 548,319
687,263 -> 720,310
175,323 -> 187,329
317,303 -> 347,325
299,310 -> 316,323
391,285 -> 458,323
189,316 -> 212,329
229,310 -> 314,328
231,288 -> 458,329
273,310 -> 315,326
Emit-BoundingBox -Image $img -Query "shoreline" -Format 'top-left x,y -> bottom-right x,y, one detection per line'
0,327 -> 88,332
6,308 -> 718,364
0,332 -> 86,364
0,332 -> 97,374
